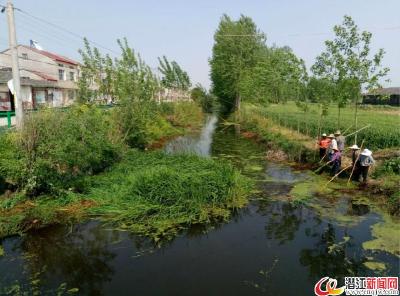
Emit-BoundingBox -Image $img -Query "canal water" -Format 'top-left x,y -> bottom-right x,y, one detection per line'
0,115 -> 398,295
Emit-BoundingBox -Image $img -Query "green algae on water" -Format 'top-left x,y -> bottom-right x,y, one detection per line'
245,165 -> 264,172
289,182 -> 314,203
362,215 -> 400,257
363,261 -> 386,271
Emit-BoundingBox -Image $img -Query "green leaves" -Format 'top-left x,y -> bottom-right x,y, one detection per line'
240,46 -> 308,104
210,14 -> 266,114
311,15 -> 389,108
158,56 -> 191,90
78,37 -> 158,104
210,14 -> 310,113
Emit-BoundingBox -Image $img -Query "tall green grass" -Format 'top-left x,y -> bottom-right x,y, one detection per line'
0,150 -> 251,240
85,150 -> 251,239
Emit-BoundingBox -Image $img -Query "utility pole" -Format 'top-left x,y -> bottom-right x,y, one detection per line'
6,0 -> 23,128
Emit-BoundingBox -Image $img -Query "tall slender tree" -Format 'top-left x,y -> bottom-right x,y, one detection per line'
312,15 -> 389,139
210,14 -> 266,114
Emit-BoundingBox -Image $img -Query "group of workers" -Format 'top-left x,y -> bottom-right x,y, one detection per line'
318,130 -> 375,182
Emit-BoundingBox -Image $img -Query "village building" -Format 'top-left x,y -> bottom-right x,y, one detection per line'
362,87 -> 400,107
0,44 -> 79,111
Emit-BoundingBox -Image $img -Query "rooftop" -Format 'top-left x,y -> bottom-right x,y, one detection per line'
21,45 -> 79,66
366,87 -> 400,96
0,68 -> 57,87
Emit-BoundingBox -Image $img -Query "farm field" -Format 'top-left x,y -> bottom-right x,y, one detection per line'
252,101 -> 400,150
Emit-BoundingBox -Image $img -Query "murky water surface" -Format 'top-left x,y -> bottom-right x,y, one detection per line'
0,116 -> 398,295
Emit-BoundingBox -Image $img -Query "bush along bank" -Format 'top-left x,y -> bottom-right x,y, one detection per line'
0,102 -> 253,240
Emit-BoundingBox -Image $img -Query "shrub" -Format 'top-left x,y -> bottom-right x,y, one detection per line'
113,100 -> 169,148
158,102 -> 175,116
0,105 -> 124,195
374,157 -> 400,177
167,102 -> 203,127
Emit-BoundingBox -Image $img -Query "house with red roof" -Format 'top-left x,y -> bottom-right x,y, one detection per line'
0,44 -> 80,111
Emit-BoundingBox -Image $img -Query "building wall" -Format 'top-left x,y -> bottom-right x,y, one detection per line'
0,46 -> 79,83
158,88 -> 191,103
0,46 -> 79,109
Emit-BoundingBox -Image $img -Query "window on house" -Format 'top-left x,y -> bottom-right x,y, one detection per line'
69,71 -> 75,81
58,69 -> 65,80
58,63 -> 64,67
22,53 -> 28,60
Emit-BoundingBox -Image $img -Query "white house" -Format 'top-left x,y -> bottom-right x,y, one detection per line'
0,45 -> 80,110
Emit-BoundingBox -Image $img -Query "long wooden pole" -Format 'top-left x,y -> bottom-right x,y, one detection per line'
344,124 -> 370,138
319,152 -> 328,164
314,160 -> 333,173
341,124 -> 353,136
347,139 -> 365,185
325,165 -> 353,187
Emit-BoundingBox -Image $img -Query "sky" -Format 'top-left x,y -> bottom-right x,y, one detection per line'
0,0 -> 399,88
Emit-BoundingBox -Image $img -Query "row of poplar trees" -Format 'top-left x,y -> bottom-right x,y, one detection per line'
209,14 -> 389,128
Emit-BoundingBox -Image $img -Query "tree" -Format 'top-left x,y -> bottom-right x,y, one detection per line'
191,84 -> 215,113
158,56 -> 191,90
306,77 -> 335,137
210,14 -> 266,114
78,38 -> 160,148
78,38 -> 158,104
312,15 -> 389,139
240,46 -> 308,104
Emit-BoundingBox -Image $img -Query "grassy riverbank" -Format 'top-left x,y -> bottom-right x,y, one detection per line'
0,102 -> 253,239
237,103 -> 400,214
0,150 -> 251,240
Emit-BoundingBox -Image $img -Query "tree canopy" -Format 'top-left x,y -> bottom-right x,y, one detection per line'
210,14 -> 266,114
210,14 -> 309,114
311,15 -> 389,130
158,56 -> 191,90
78,38 -> 157,104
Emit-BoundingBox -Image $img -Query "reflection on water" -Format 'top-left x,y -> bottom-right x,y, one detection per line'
164,115 -> 218,156
0,124 -> 398,295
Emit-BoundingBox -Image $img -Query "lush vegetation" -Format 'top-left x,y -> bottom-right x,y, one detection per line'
209,15 -> 391,150
238,104 -> 315,162
0,105 -> 123,196
209,14 -> 308,113
0,101 -> 203,196
85,150 -> 250,238
209,14 -> 268,113
191,84 -> 217,113
251,101 -> 400,150
0,150 -> 250,240
0,37 -> 253,240
158,56 -> 191,90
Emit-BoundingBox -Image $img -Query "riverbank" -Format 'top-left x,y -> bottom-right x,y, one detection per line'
236,103 -> 400,214
0,112 -> 252,240
1,122 -> 398,295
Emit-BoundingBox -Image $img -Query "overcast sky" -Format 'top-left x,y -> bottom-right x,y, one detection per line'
1,0 -> 399,88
